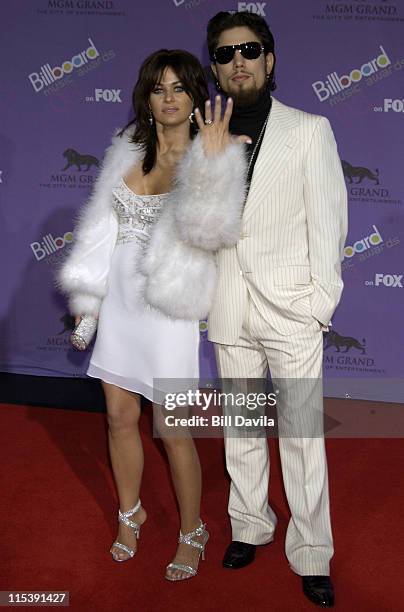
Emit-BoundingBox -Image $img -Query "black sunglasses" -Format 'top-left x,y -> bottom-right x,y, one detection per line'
213,42 -> 265,65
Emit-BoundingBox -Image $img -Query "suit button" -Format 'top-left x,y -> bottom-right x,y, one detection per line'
239,270 -> 243,276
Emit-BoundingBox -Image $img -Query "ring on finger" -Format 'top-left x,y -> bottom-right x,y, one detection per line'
204,119 -> 214,125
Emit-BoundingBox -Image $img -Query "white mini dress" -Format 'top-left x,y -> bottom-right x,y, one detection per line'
87,178 -> 200,403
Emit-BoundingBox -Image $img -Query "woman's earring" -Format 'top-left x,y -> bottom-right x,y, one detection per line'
148,108 -> 153,125
215,79 -> 222,92
189,110 -> 195,124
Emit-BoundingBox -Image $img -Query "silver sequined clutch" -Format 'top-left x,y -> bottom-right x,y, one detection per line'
70,315 -> 98,351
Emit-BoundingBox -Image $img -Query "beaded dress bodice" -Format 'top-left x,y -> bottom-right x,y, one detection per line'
112,178 -> 167,245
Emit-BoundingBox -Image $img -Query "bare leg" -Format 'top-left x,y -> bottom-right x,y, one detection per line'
154,405 -> 207,580
103,382 -> 147,561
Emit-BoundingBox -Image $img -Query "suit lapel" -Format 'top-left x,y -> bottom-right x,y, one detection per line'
243,97 -> 300,222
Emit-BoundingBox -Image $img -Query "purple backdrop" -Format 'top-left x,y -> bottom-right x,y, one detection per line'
1,0 -> 403,402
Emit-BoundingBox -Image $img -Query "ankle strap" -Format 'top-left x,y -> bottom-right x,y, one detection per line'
179,520 -> 206,550
119,499 -> 141,519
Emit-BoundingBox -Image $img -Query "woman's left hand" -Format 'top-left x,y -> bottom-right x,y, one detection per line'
194,96 -> 252,157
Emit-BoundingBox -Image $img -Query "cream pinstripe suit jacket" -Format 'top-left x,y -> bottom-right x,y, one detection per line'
208,97 -> 348,344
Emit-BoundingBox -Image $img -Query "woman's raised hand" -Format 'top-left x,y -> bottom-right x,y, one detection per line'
194,96 -> 252,157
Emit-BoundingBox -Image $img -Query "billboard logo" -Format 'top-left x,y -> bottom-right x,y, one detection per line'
238,2 -> 266,15
28,37 -> 100,93
344,225 -> 383,259
312,45 -> 391,102
31,232 -> 74,261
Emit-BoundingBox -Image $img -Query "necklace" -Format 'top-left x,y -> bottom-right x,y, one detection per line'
246,111 -> 270,181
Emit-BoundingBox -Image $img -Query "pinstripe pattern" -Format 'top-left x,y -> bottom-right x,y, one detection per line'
208,97 -> 348,343
210,98 -> 347,576
216,297 -> 333,575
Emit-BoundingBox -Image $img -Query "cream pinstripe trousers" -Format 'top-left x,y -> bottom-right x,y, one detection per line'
214,294 -> 333,575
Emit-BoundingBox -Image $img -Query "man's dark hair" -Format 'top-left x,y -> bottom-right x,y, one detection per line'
121,49 -> 209,174
207,11 -> 276,91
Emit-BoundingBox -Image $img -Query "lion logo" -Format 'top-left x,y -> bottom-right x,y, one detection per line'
58,313 -> 76,335
341,160 -> 379,185
62,148 -> 99,172
324,330 -> 366,354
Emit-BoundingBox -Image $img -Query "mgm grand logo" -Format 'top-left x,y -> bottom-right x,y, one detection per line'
62,148 -> 99,171
38,314 -> 76,353
314,1 -> 400,21
323,330 -> 383,373
341,160 -> 398,204
59,313 -> 76,334
324,330 -> 366,354
38,1 -> 122,15
40,148 -> 99,190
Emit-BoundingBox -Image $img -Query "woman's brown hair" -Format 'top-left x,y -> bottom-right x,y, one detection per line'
122,49 -> 209,174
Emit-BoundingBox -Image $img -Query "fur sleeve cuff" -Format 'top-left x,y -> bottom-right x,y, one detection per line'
68,293 -> 101,317
173,137 -> 247,251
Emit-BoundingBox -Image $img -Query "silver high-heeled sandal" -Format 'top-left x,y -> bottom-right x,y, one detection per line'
110,499 -> 142,562
165,520 -> 209,581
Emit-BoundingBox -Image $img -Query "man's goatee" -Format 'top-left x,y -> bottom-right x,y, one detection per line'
232,83 -> 268,108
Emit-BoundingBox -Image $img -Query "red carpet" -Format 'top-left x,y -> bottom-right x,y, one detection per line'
1,401 -> 403,611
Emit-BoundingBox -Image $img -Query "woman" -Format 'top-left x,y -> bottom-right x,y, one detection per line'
59,49 -> 248,581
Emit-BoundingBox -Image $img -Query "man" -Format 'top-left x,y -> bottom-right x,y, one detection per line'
206,11 -> 348,608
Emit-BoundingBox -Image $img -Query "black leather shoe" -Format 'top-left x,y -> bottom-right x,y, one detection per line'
302,576 -> 335,607
222,541 -> 256,569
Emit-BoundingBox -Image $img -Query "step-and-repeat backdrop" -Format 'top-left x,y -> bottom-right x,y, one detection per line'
1,0 -> 403,402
